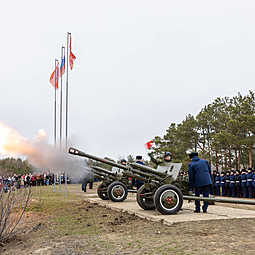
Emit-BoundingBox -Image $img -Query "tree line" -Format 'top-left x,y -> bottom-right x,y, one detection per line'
0,158 -> 33,176
149,91 -> 255,171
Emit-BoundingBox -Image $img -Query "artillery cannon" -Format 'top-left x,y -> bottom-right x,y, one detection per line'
127,162 -> 184,214
91,166 -> 121,201
69,147 -> 255,215
69,147 -> 184,214
69,148 -> 136,202
92,165 -> 135,202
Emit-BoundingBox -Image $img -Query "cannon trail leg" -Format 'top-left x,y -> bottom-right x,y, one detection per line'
136,185 -> 156,210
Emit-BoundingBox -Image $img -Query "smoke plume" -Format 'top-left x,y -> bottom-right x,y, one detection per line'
0,122 -> 90,183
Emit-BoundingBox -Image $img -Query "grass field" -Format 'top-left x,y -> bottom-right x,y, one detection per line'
1,184 -> 255,255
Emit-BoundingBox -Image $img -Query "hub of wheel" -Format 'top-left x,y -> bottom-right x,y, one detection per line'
160,190 -> 178,210
112,186 -> 124,198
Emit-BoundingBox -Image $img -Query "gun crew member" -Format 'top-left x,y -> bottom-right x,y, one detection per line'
148,151 -> 173,173
187,151 -> 212,213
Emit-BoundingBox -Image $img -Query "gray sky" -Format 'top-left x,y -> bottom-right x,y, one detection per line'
1,0 -> 255,160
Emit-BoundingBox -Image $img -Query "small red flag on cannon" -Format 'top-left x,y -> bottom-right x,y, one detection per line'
145,140 -> 153,150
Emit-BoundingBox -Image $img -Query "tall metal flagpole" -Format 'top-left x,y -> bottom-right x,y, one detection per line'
60,47 -> 64,150
65,33 -> 70,150
54,59 -> 58,147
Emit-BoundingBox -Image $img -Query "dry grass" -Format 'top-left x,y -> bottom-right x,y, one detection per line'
1,185 -> 255,255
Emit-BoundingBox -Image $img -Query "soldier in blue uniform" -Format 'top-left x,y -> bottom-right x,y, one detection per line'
229,171 -> 236,197
215,172 -> 221,196
188,151 -> 212,213
225,171 -> 230,196
252,169 -> 255,197
211,170 -> 217,195
220,172 -> 226,196
246,168 -> 253,198
240,169 -> 247,198
81,171 -> 94,192
235,171 -> 241,197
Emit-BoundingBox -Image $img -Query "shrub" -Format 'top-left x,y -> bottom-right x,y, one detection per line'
0,186 -> 31,243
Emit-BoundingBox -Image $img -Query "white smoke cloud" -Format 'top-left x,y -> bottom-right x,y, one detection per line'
0,122 -> 90,183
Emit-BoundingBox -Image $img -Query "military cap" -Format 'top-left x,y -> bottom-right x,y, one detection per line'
188,151 -> 198,159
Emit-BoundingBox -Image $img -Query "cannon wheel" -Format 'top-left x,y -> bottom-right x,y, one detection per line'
107,181 -> 128,202
136,185 -> 156,210
154,184 -> 183,215
97,183 -> 109,200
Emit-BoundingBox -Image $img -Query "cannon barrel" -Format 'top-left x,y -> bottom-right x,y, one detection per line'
69,147 -> 129,170
92,169 -> 108,178
122,171 -> 147,183
92,172 -> 105,180
125,168 -> 163,182
70,147 -> 166,182
129,162 -> 167,178
92,169 -> 116,181
93,164 -> 160,183
92,166 -> 117,176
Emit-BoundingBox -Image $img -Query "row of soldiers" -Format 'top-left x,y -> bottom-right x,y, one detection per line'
212,168 -> 255,198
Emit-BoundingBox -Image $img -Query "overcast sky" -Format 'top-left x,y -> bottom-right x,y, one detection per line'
1,0 -> 255,160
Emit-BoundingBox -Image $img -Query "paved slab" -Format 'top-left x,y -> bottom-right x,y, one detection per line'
85,193 -> 255,225
67,185 -> 255,225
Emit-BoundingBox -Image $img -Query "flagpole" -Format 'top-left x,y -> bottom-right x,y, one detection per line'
65,32 -> 70,151
60,46 -> 64,150
54,59 -> 58,147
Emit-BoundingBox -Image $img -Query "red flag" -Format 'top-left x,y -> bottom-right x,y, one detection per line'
69,35 -> 76,70
49,64 -> 59,89
145,140 -> 153,150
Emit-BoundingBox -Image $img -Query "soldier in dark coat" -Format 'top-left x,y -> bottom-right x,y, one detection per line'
211,170 -> 217,195
252,169 -> 255,196
225,171 -> 230,196
188,152 -> 212,213
246,168 -> 253,199
220,172 -> 226,196
235,171 -> 241,197
215,172 -> 221,196
229,171 -> 236,197
81,171 -> 94,192
240,169 -> 247,198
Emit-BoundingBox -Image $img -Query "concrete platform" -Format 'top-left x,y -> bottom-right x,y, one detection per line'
85,193 -> 255,225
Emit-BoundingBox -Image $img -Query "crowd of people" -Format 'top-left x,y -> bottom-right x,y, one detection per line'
0,173 -> 70,192
212,168 -> 255,198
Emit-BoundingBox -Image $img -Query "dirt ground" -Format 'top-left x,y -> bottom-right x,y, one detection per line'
1,184 -> 255,255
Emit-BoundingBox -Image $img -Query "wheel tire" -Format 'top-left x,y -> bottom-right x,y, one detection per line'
107,181 -> 128,202
97,183 -> 109,200
154,184 -> 183,215
136,185 -> 156,210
